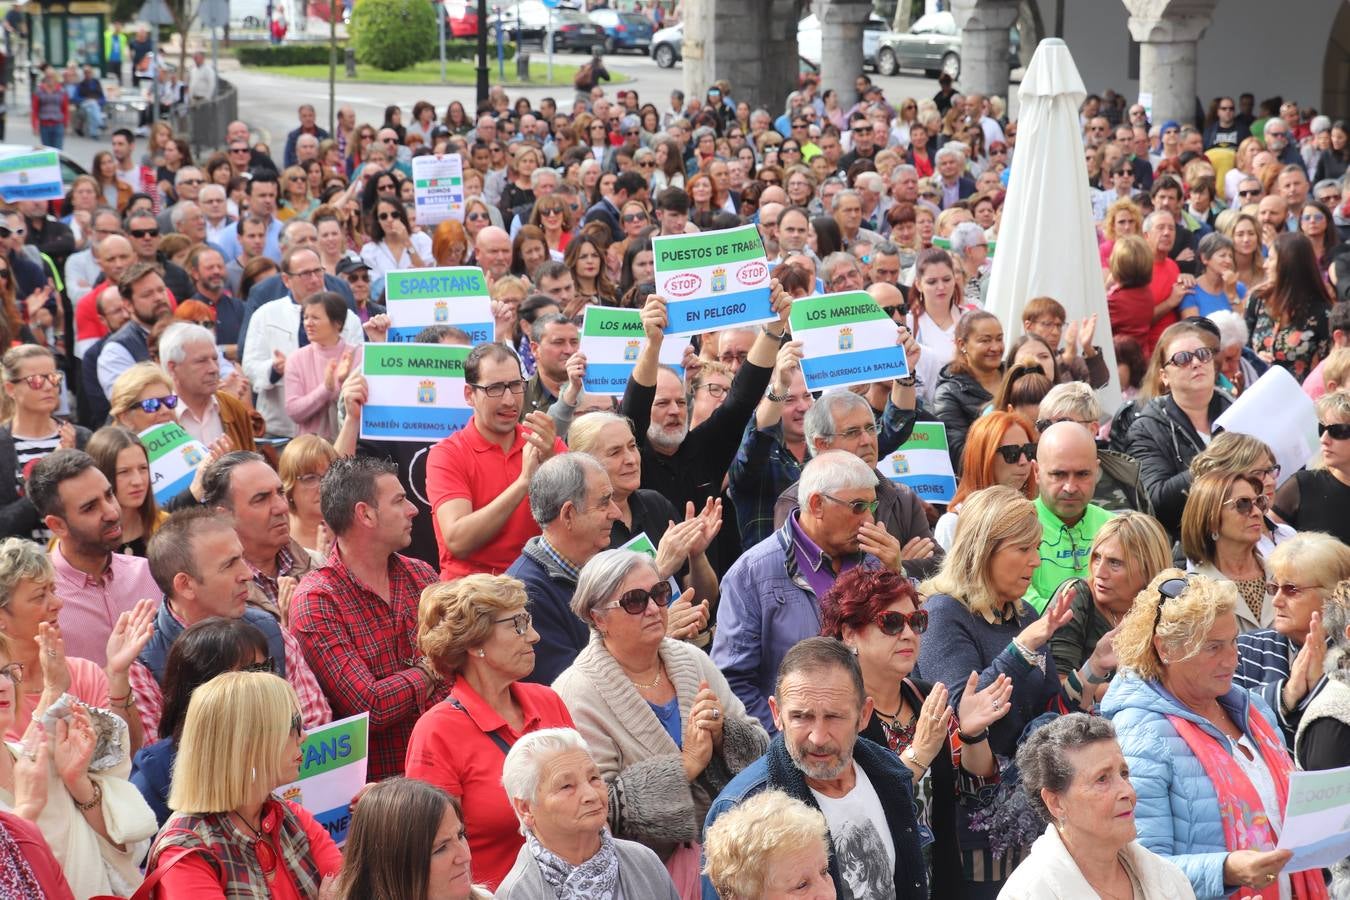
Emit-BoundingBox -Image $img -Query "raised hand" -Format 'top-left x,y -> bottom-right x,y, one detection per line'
1283,611 -> 1326,712
521,411 -> 558,463
900,536 -> 936,561
12,723 -> 49,821
1017,581 -> 1076,652
563,351 -> 587,406
53,706 -> 97,788
685,498 -> 722,558
1078,314 -> 1097,354
688,679 -> 724,749
272,349 -> 288,376
640,295 -> 668,341
909,682 -> 953,766
770,340 -> 804,395
341,371 -> 369,419
35,622 -> 70,699
362,315 -> 391,343
105,598 -> 157,677
956,671 -> 1013,736
666,588 -> 709,641
322,359 -> 340,393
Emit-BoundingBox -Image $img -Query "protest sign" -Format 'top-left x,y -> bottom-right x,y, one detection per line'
788,291 -> 908,391
411,154 -> 465,226
578,307 -> 687,395
384,267 -> 493,344
875,422 -> 957,504
1214,365 -> 1318,487
621,532 -> 657,557
360,343 -> 472,442
139,422 -> 209,504
1276,764 -> 1350,871
275,713 -> 369,846
0,150 -> 64,202
652,224 -> 774,335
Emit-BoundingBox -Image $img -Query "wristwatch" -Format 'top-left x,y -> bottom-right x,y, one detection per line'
762,323 -> 787,341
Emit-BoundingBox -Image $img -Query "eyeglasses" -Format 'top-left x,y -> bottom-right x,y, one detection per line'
1238,189 -> 1261,198
821,493 -> 879,516
0,225 -> 27,238
1320,422 -> 1350,440
995,442 -> 1037,464
295,473 -> 323,487
1249,464 -> 1281,481
1317,194 -> 1342,206
540,207 -> 564,217
637,160 -> 655,168
830,423 -> 879,441
469,379 -> 526,397
344,270 -> 371,282
288,267 -> 325,280
136,394 -> 179,413
872,609 -> 929,636
466,211 -> 489,222
1152,576 -> 1190,632
382,136 -> 398,144
1266,582 -> 1320,599
229,146 -> 251,154
1223,494 -> 1270,517
0,662 -> 22,683
130,228 -> 160,239
493,611 -> 533,635
1035,417 -> 1097,433
1163,346 -> 1214,368
288,175 -> 307,182
9,372 -> 63,389
242,657 -> 276,673
605,581 -> 674,614
1301,212 -> 1326,223
378,211 -> 400,221
622,213 -> 648,223
696,383 -> 729,398
179,178 -> 205,186
1218,105 -> 1235,112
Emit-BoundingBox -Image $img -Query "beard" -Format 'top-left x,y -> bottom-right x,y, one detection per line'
787,737 -> 853,782
646,420 -> 688,453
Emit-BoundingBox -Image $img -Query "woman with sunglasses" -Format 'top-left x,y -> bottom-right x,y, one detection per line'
0,346 -> 87,541
462,197 -> 496,247
554,549 -> 768,898
527,196 -> 573,259
934,411 -> 1037,551
1124,321 -> 1231,538
1245,231 -> 1330,384
86,425 -> 164,558
108,361 -> 179,433
276,165 -> 316,223
1299,200 -> 1342,280
361,197 -> 431,283
1180,471 -> 1274,632
406,574 -> 574,890
1103,572 -> 1308,899
151,671 -> 343,898
820,568 -> 1010,898
1275,392 -> 1350,547
131,617 -> 276,826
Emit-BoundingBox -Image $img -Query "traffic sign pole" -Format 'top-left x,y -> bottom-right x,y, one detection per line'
542,0 -> 558,82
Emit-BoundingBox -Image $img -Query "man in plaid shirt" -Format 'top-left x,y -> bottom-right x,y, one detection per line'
292,455 -> 446,781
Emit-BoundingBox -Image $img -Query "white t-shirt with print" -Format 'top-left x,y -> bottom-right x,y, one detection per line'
810,762 -> 897,900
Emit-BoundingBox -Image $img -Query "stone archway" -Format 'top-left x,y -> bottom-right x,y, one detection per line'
1121,0 -> 1218,126
682,0 -> 804,116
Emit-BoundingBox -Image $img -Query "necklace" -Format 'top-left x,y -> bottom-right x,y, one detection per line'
875,704 -> 917,751
232,810 -> 265,841
627,666 -> 663,690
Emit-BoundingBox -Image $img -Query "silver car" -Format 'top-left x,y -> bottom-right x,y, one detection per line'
875,11 -> 1020,79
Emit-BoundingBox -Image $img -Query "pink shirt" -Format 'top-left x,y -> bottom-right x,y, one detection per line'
51,545 -> 162,667
5,657 -> 110,742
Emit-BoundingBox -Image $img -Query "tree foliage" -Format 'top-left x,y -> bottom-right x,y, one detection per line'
350,0 -> 437,71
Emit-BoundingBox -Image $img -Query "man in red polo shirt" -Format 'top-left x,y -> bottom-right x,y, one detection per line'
427,342 -> 568,579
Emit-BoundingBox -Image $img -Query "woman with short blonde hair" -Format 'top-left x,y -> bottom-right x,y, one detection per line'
108,361 -> 177,433
406,574 -> 574,889
703,790 -> 832,900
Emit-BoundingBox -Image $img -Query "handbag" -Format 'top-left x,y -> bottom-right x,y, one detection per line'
91,845 -> 204,900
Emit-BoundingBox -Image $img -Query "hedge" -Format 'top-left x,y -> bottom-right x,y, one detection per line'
350,0 -> 437,70
235,38 -> 513,68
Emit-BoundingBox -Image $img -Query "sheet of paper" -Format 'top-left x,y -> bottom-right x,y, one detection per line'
652,223 -> 774,336
411,153 -> 465,225
139,422 -> 209,504
384,266 -> 493,344
274,713 -> 369,846
578,306 -> 687,395
875,421 -> 957,504
360,343 -> 472,442
1276,764 -> 1350,871
788,290 -> 908,391
1214,365 -> 1318,487
0,150 -> 64,202
621,531 -> 657,557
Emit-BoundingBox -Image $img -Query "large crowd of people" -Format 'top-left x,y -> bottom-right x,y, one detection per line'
0,42 -> 1348,899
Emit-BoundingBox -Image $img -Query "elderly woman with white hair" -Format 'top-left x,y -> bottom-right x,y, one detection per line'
703,789 -> 834,900
497,727 -> 679,899
950,221 -> 991,307
1205,308 -> 1262,396
1038,381 -> 1151,514
552,550 -> 768,898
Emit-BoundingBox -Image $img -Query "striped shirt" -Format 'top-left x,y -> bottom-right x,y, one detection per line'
13,432 -> 59,542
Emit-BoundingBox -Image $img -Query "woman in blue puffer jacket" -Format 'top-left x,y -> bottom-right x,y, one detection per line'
1101,570 -> 1327,900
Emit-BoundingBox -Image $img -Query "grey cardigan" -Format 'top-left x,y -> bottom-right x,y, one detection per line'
495,836 -> 679,899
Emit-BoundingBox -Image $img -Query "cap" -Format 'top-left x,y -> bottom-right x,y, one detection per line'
336,254 -> 371,276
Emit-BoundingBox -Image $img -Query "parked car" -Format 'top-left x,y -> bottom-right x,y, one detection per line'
441,1 -> 480,38
0,144 -> 86,191
875,10 -> 1020,79
589,8 -> 653,54
796,13 -> 887,71
488,1 -> 607,53
650,20 -> 681,68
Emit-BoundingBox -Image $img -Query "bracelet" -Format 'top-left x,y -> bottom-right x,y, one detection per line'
894,375 -> 917,387
766,387 -> 790,402
902,745 -> 930,771
73,779 -> 102,812
956,727 -> 988,744
761,324 -> 787,340
1083,661 -> 1114,685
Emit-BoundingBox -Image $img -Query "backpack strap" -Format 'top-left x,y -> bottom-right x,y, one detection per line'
447,696 -> 513,755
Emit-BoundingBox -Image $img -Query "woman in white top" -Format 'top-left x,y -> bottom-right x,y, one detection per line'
909,248 -> 964,371
360,197 -> 432,282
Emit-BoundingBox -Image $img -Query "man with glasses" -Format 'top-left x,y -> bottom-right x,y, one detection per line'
65,207 -> 122,304
226,119 -> 277,175
427,342 -> 568,581
124,208 -> 193,301
1083,116 -> 1111,149
242,246 -> 363,436
1204,96 -> 1249,150
156,166 -> 206,234
840,114 -> 877,170
506,453 -> 621,684
1261,119 -> 1302,167
1313,179 -> 1343,211
1235,177 -> 1264,206
758,201 -> 784,258
129,507 -> 331,756
97,261 -> 171,397
1025,422 -> 1112,614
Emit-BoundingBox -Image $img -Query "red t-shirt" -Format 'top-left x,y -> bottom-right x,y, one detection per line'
405,680 -> 575,888
425,418 -> 569,579
1147,256 -> 1181,354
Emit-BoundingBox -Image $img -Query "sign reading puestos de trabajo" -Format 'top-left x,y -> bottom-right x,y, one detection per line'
384,266 -> 493,344
876,423 -> 957,505
138,422 -> 210,504
651,223 -> 775,335
360,343 -> 472,442
788,290 -> 909,391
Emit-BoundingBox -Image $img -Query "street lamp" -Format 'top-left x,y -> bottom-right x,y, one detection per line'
476,0 -> 489,105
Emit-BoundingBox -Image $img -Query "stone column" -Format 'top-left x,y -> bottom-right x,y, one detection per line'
684,0 -> 800,117
815,0 -> 872,109
950,0 -> 1018,100
1123,0 -> 1216,127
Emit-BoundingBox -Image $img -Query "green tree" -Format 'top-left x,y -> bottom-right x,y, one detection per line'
350,0 -> 437,71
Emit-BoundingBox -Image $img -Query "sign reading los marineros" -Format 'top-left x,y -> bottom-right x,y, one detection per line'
359,343 -> 472,442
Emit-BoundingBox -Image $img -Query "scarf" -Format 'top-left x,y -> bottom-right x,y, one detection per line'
1167,706 -> 1329,900
527,827 -> 620,900
0,819 -> 44,900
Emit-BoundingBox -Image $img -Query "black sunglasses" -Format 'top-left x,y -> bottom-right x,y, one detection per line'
608,581 -> 674,615
1152,576 -> 1189,633
1164,347 -> 1214,368
130,228 -> 160,239
1320,422 -> 1350,440
242,657 -> 276,674
137,395 -> 179,413
873,609 -> 928,636
995,442 -> 1036,464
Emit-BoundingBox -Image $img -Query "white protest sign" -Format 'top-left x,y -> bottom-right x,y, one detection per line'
1214,365 -> 1318,487
275,713 -> 369,846
0,150 -> 64,202
651,223 -> 775,336
411,153 -> 465,225
875,422 -> 957,505
1276,764 -> 1350,872
139,422 -> 209,504
578,306 -> 686,395
384,266 -> 493,344
787,291 -> 908,391
360,343 -> 472,442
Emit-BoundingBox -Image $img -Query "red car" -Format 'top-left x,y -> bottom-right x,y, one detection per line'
441,0 -> 479,37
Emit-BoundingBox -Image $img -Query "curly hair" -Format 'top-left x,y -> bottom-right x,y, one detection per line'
1113,570 -> 1237,681
417,575 -> 529,677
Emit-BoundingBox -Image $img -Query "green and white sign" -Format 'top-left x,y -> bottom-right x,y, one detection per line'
411,153 -> 465,225
621,531 -> 657,557
578,306 -> 687,395
875,422 -> 956,504
360,343 -> 472,442
275,713 -> 369,846
652,224 -> 774,335
788,291 -> 909,391
0,150 -> 63,202
138,422 -> 209,504
384,266 -> 493,344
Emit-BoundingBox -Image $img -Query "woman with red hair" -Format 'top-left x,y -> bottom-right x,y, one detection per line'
935,410 -> 1038,550
820,568 -> 1011,898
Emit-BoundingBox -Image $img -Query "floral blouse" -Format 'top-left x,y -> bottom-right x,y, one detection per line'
1244,293 -> 1329,384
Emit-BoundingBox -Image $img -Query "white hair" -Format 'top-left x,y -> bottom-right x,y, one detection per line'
530,166 -> 558,190
803,390 -> 874,457
169,201 -> 200,228
1207,309 -> 1250,350
855,172 -> 884,193
935,145 -> 965,165
501,728 -> 593,830
797,450 -> 876,506
949,221 -> 987,255
890,164 -> 918,183
159,322 -> 216,368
